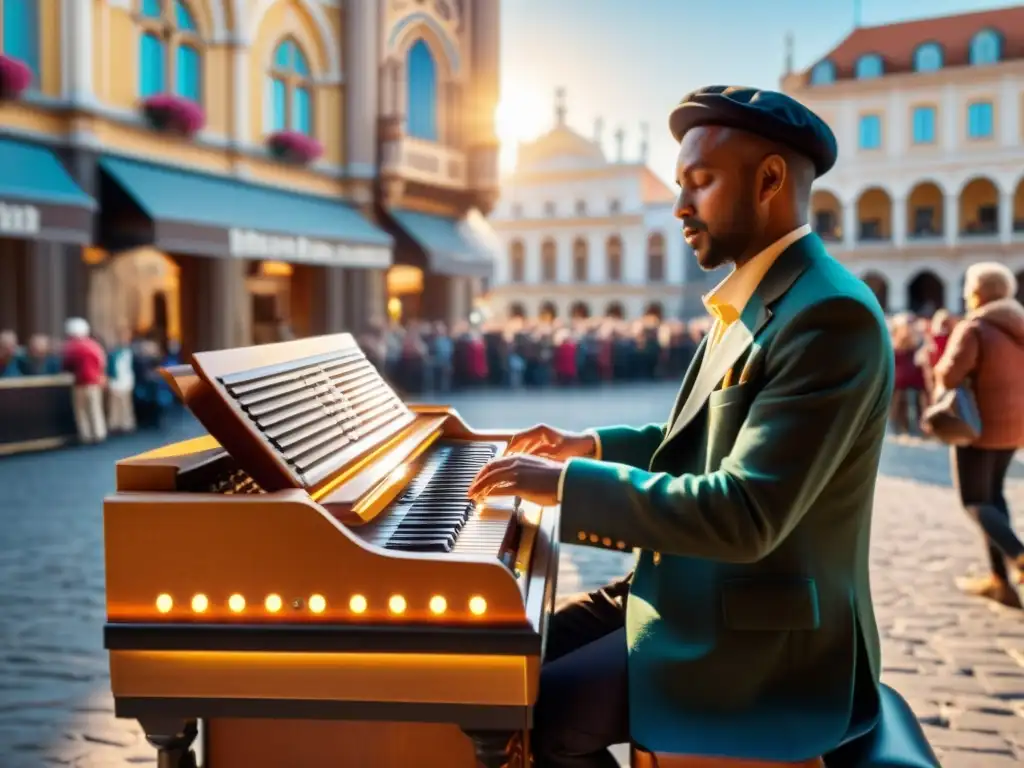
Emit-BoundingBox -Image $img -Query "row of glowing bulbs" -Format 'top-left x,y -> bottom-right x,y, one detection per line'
155,592 -> 488,616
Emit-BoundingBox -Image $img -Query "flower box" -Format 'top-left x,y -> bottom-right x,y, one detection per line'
267,131 -> 323,165
141,94 -> 205,138
0,55 -> 33,100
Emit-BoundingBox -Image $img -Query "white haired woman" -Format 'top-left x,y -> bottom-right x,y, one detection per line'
933,263 -> 1024,607
62,317 -> 108,444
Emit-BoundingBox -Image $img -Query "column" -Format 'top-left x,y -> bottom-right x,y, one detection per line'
999,189 -> 1013,244
63,0 -> 94,104
193,258 -> 245,352
380,60 -> 395,117
0,240 -> 21,332
24,242 -> 69,338
364,269 -> 386,328
842,203 -> 857,250
345,0 -> 378,181
467,0 -> 500,207
233,46 -> 250,147
943,194 -> 958,246
308,266 -> 347,335
891,196 -> 906,247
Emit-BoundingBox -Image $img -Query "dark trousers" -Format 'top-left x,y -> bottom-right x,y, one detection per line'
533,576 -> 631,768
952,445 -> 1021,580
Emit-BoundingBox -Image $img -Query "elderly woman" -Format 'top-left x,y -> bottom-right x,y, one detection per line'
933,263 -> 1024,607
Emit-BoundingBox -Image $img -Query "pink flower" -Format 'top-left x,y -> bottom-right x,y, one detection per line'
141,94 -> 206,137
267,131 -> 323,165
0,55 -> 33,99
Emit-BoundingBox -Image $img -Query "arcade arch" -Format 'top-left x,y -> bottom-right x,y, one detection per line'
811,190 -> 842,241
855,187 -> 892,241
905,181 -> 944,237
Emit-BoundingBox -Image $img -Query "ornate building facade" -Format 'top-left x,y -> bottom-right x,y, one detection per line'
785,6 -> 1024,315
487,92 -> 698,323
0,0 -> 499,354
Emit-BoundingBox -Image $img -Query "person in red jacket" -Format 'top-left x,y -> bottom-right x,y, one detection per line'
62,317 -> 108,444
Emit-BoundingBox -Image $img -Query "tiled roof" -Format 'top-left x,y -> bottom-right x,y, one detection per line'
812,6 -> 1024,77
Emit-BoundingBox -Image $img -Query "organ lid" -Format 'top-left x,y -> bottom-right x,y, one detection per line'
180,334 -> 415,493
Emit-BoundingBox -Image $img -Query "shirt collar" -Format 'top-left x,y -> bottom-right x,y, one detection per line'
702,224 -> 812,323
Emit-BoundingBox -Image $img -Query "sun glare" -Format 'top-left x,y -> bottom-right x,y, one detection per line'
495,90 -> 549,171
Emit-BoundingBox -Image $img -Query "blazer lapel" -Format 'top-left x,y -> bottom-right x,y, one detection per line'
657,234 -> 822,451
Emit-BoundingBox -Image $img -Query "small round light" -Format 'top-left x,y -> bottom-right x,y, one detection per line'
191,594 -> 209,613
228,594 -> 246,613
156,594 -> 173,614
308,594 -> 327,614
265,594 -> 283,613
349,594 -> 368,614
388,594 -> 407,615
429,595 -> 447,615
468,596 -> 487,616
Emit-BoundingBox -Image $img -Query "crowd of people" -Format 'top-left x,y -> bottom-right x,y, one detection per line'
0,320 -> 181,446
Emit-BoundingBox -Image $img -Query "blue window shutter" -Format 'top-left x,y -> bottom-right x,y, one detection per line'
3,0 -> 40,83
175,0 -> 197,31
294,86 -> 311,134
176,44 -> 200,101
271,78 -> 287,132
141,0 -> 161,18
140,33 -> 166,97
406,40 -> 438,141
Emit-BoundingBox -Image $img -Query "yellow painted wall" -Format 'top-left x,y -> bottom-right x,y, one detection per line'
0,0 -> 60,98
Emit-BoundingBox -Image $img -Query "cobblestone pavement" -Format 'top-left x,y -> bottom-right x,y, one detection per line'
2,382 -> 1024,766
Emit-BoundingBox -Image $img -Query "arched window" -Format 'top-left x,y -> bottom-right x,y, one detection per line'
268,39 -> 313,135
605,235 -> 623,282
508,240 -> 525,283
647,232 -> 665,282
540,239 -> 557,282
407,39 -> 438,140
2,0 -> 40,82
809,60 -> 835,85
855,54 -> 884,80
572,238 -> 588,282
913,42 -> 943,72
138,0 -> 202,101
969,29 -> 1002,66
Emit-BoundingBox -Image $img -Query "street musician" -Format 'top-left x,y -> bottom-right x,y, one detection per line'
469,87 -> 942,768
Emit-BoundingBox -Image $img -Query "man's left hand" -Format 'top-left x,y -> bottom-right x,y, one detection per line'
468,454 -> 565,506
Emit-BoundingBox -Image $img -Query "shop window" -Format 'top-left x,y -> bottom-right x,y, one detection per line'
2,0 -> 40,84
268,38 -> 313,135
137,0 -> 202,102
407,39 -> 438,141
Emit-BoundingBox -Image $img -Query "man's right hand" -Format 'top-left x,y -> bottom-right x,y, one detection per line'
506,423 -> 597,461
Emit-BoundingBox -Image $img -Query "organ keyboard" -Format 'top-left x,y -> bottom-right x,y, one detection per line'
102,334 -> 560,768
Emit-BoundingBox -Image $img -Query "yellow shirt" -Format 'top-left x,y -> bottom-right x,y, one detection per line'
702,224 -> 811,350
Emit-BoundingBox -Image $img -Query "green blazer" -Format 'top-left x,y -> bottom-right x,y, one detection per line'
560,234 -> 894,761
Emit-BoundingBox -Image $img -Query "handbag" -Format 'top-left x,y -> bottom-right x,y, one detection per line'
922,382 -> 981,446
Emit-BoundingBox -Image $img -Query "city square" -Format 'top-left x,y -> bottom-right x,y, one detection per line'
1,382 -> 1024,767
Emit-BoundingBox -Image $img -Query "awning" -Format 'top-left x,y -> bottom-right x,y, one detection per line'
389,208 -> 496,278
99,156 -> 392,268
0,137 -> 95,244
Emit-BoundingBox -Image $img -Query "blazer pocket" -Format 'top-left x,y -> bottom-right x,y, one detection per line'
709,381 -> 755,409
720,577 -> 821,631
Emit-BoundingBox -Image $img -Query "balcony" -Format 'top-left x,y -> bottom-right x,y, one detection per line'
380,133 -> 468,190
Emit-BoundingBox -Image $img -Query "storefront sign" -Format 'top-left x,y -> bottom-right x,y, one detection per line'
228,228 -> 388,267
0,201 -> 41,236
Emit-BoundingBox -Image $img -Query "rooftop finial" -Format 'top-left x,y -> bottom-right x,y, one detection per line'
614,126 -> 625,162
785,31 -> 794,74
555,87 -> 567,126
639,122 -> 649,162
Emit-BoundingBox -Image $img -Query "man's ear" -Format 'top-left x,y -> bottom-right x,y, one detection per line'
759,154 -> 787,204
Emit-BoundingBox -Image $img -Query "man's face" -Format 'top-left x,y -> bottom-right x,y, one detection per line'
672,126 -> 766,271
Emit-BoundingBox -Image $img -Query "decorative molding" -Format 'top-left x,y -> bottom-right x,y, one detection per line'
247,0 -> 343,79
387,11 -> 461,73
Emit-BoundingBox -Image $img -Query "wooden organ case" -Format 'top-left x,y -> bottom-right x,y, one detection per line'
102,334 -> 560,768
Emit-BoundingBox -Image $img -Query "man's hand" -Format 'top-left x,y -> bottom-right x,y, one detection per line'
468,454 -> 565,507
507,423 -> 597,461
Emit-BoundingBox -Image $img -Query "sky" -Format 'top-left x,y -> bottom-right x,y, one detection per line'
495,0 -> 1024,182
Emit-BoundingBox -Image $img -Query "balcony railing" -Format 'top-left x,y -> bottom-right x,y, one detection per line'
380,135 -> 467,189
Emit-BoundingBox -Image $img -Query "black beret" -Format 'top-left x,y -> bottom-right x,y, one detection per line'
668,85 -> 838,177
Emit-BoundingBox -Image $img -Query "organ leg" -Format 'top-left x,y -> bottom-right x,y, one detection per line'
464,729 -> 522,768
139,718 -> 199,768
